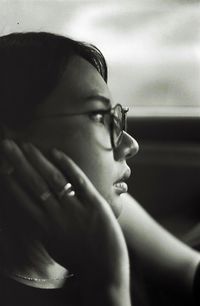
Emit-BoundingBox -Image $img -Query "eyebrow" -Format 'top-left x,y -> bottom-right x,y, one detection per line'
85,95 -> 111,107
34,95 -> 112,120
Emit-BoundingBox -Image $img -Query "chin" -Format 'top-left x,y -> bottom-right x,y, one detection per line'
98,187 -> 124,218
109,192 -> 124,218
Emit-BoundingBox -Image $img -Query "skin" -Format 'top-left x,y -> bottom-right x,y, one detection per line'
0,55 -> 138,305
25,55 -> 139,216
0,54 -> 199,304
119,195 -> 200,296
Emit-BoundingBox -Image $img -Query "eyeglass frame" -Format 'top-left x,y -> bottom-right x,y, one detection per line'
34,103 -> 129,149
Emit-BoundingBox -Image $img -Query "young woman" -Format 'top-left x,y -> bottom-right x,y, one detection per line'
0,31 -> 138,306
0,32 -> 199,306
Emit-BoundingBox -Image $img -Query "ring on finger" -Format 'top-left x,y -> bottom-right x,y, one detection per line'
58,182 -> 75,198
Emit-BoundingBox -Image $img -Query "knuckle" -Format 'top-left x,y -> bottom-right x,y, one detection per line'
77,176 -> 85,187
32,174 -> 47,191
51,171 -> 65,186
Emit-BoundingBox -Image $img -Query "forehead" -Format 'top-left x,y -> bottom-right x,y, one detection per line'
37,56 -> 112,116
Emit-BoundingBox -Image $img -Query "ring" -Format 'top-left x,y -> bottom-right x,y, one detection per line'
58,182 -> 75,198
40,190 -> 51,202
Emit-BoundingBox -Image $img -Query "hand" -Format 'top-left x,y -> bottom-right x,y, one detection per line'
0,140 -> 129,286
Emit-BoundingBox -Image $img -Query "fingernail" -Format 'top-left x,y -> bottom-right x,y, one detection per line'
1,139 -> 15,151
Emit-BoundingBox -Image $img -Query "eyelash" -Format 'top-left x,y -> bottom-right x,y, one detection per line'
89,111 -> 108,125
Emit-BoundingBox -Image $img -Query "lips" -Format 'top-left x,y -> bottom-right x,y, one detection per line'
113,168 -> 131,195
113,182 -> 128,194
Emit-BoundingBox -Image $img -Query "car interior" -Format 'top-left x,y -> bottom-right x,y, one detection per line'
127,116 -> 200,305
2,1 -> 200,305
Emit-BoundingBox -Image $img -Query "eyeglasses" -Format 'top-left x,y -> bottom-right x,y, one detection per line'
108,104 -> 129,148
34,103 -> 129,149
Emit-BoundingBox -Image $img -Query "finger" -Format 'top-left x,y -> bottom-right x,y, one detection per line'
1,141 -> 80,218
0,144 -> 81,233
0,171 -> 45,228
22,144 -> 81,207
51,149 -> 107,206
0,157 -> 15,175
22,143 -> 69,196
1,140 -> 57,208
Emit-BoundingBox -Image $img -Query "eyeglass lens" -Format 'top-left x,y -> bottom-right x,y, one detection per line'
112,105 -> 125,148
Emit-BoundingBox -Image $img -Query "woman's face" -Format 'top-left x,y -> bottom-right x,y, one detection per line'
27,56 -> 139,216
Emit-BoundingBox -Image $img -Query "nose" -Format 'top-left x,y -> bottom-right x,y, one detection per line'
114,131 -> 139,161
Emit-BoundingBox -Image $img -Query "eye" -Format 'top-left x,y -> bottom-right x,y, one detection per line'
89,111 -> 108,125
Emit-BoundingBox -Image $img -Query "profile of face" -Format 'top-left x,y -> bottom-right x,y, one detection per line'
26,56 -> 139,216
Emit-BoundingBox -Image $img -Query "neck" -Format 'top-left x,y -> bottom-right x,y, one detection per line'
0,234 -> 70,289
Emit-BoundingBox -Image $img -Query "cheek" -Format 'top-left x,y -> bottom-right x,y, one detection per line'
61,136 -> 122,217
63,134 -> 114,192
29,121 -> 115,196
50,122 -> 113,187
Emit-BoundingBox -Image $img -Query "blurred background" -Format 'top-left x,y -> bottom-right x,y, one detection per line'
0,0 -> 199,116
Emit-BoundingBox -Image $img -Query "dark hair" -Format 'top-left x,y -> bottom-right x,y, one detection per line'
0,32 -> 107,129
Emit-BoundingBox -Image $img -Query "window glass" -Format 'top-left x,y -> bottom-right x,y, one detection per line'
2,0 -> 200,116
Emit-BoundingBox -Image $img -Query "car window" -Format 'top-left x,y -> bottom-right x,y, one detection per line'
1,1 -> 199,116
